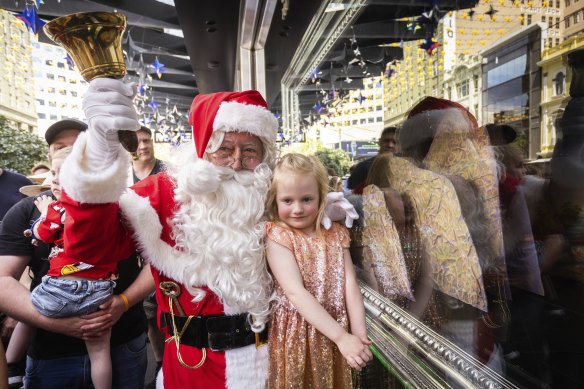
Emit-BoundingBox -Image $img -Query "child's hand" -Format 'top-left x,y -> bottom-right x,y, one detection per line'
34,195 -> 53,215
336,332 -> 373,371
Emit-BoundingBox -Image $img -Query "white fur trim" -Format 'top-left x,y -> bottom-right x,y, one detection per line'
119,189 -> 187,286
213,101 -> 278,145
59,132 -> 130,203
153,343 -> 266,389
225,344 -> 269,389
156,369 -> 163,389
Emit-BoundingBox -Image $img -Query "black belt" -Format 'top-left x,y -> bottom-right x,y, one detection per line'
160,312 -> 268,351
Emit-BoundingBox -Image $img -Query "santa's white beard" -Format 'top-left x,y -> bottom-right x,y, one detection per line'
168,146 -> 273,331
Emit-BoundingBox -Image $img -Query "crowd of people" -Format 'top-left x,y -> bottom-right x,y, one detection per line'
0,74 -> 582,389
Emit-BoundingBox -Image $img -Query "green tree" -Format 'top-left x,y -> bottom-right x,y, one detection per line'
314,147 -> 352,177
0,116 -> 47,175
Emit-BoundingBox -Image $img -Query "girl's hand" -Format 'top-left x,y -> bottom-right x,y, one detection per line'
336,332 -> 373,371
34,195 -> 53,215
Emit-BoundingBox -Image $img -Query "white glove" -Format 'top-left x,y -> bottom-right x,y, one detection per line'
321,192 -> 359,230
83,78 -> 140,169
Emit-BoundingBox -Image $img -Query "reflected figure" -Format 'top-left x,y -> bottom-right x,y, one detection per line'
359,97 -> 511,375
546,48 -> 584,388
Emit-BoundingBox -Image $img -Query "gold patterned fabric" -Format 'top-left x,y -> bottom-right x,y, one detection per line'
362,185 -> 414,301
266,222 -> 352,389
388,156 -> 488,312
423,120 -> 507,284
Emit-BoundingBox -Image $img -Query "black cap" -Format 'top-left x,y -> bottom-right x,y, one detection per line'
137,126 -> 152,136
44,119 -> 88,145
486,123 -> 517,146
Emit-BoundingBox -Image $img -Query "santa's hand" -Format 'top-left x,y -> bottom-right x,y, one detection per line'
83,78 -> 140,168
322,192 -> 359,229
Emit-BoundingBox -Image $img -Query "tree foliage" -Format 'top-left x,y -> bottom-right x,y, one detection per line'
0,116 -> 47,175
314,147 -> 352,177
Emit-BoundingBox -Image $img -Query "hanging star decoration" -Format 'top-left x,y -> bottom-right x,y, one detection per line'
344,76 -> 353,84
313,101 -> 323,114
14,5 -> 46,35
148,97 -> 160,112
485,5 -> 498,20
468,9 -> 476,20
138,83 -> 147,96
354,92 -> 367,104
151,57 -> 165,79
419,36 -> 440,55
274,111 -> 281,120
309,68 -> 322,83
65,54 -> 75,68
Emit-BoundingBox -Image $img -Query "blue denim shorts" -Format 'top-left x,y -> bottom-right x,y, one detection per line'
30,276 -> 116,318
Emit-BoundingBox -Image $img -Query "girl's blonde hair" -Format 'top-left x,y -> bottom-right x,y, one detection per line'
266,153 -> 329,236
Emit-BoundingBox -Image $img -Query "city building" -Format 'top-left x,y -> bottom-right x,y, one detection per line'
481,22 -> 545,159
32,41 -> 87,138
0,10 -> 36,132
538,33 -> 584,158
317,77 -> 385,152
562,0 -> 584,40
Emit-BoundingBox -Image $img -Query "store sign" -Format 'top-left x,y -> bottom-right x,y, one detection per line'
337,141 -> 379,157
520,6 -> 560,15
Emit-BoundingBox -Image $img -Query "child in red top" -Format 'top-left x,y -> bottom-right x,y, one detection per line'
29,146 -> 116,389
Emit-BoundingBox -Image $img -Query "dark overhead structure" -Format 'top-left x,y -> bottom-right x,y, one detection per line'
1,0 -> 478,120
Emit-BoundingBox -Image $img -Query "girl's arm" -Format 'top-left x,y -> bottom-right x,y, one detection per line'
267,239 -> 371,370
343,248 -> 371,348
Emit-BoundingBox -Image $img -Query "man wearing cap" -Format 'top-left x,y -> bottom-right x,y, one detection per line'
33,79 -> 356,388
132,126 -> 165,184
0,118 -> 149,388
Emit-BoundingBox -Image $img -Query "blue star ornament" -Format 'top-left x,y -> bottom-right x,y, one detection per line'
313,101 -> 323,114
151,57 -> 166,79
419,37 -> 440,55
14,5 -> 46,35
148,98 -> 160,112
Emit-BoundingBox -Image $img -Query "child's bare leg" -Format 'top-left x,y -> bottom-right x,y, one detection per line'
85,329 -> 112,389
6,322 -> 35,363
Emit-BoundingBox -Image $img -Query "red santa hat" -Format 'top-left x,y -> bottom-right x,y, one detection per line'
188,90 -> 278,158
407,96 -> 478,129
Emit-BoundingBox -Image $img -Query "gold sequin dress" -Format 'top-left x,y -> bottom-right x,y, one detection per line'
266,222 -> 353,389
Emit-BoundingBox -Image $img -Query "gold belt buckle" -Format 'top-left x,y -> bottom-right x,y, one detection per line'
255,332 -> 267,348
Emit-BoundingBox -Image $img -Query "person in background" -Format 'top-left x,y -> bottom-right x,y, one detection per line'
0,118 -> 149,389
328,175 -> 344,193
347,126 -> 397,194
29,163 -> 50,177
131,126 -> 165,183
0,170 -> 32,222
265,153 -> 372,388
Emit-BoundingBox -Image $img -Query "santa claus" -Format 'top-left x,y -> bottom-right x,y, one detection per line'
56,79 -> 356,388
55,81 -> 278,388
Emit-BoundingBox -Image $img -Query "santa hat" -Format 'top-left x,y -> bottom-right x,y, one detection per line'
407,96 -> 478,129
188,90 -> 278,158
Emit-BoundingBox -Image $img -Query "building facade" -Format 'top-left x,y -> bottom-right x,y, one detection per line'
562,0 -> 584,40
538,33 -> 584,158
481,23 -> 544,159
0,10 -> 37,132
32,41 -> 87,137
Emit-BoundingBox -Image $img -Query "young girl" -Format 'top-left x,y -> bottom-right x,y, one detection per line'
28,146 -> 116,389
265,153 -> 372,388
